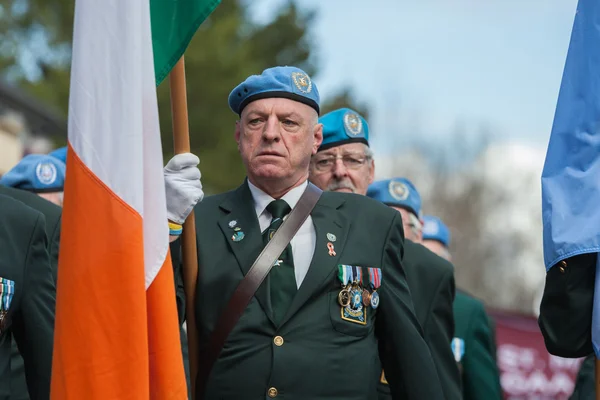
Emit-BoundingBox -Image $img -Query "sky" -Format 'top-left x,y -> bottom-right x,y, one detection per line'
251,0 -> 578,157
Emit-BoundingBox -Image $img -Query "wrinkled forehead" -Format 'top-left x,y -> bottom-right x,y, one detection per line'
316,142 -> 367,156
241,97 -> 316,119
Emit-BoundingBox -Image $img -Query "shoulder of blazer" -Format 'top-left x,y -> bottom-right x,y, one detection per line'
321,190 -> 398,220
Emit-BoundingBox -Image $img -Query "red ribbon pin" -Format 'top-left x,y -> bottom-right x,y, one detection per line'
327,242 -> 336,256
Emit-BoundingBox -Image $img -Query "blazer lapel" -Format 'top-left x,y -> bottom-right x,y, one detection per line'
217,182 -> 275,325
281,194 -> 349,326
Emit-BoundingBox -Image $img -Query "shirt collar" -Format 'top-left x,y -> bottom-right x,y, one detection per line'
247,179 -> 308,218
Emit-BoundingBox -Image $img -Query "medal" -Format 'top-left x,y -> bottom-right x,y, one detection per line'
362,289 -> 371,307
337,265 -> 352,307
368,268 -> 382,309
370,290 -> 380,309
0,277 -> 14,333
338,288 -> 350,307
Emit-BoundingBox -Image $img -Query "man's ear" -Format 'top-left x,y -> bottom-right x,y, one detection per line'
312,123 -> 323,154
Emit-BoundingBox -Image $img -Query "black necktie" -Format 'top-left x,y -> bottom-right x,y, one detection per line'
264,199 -> 297,325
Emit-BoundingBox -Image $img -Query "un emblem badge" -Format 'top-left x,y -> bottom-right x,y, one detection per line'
36,162 -> 57,186
343,112 -> 363,136
388,180 -> 409,201
291,71 -> 312,94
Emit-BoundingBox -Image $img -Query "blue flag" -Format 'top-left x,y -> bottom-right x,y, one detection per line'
541,0 -> 600,356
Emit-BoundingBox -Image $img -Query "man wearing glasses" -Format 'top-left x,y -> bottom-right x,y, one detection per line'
309,108 -> 461,400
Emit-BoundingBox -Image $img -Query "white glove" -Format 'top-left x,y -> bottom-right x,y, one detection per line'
164,153 -> 204,225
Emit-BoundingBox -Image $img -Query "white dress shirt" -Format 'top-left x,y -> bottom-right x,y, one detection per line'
247,180 -> 316,288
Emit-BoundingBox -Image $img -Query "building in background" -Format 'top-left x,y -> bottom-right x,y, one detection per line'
0,80 -> 66,174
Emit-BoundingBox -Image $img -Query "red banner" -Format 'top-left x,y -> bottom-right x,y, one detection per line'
489,309 -> 583,400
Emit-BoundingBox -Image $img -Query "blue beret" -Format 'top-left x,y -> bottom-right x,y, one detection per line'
422,215 -> 451,247
228,66 -> 320,115
0,154 -> 66,193
48,146 -> 67,164
366,177 -> 422,218
318,108 -> 369,151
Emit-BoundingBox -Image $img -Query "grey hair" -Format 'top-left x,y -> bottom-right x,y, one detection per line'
363,144 -> 374,159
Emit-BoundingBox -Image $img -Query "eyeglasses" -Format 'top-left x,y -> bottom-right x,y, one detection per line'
311,153 -> 370,172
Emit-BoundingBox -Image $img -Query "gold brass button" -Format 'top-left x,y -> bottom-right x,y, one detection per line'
273,336 -> 284,346
268,387 -> 278,398
559,260 -> 567,274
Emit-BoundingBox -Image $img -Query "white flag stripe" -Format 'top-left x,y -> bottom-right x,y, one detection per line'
68,0 -> 168,288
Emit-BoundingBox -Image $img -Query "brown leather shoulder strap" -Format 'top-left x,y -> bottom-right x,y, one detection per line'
196,183 -> 322,398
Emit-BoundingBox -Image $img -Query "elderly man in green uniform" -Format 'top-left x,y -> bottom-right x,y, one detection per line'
422,215 -> 503,400
168,67 -> 444,399
0,154 -> 64,400
365,179 -> 461,400
0,194 -> 55,399
306,107 -> 459,399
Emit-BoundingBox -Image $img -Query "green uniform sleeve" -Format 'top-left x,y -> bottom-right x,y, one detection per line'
376,213 -> 445,400
462,303 -> 502,400
539,253 -> 596,358
12,213 -> 55,400
425,268 -> 462,400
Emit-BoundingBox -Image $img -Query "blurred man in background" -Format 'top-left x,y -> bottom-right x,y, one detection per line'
0,195 -> 55,399
0,154 -> 66,207
308,107 -> 460,400
422,215 -> 503,400
0,150 -> 65,399
366,179 -> 461,400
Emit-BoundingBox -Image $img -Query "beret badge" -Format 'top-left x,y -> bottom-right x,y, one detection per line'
388,180 -> 409,201
343,112 -> 363,136
291,71 -> 312,94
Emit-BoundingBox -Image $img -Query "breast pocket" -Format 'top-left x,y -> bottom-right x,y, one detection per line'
329,265 -> 380,337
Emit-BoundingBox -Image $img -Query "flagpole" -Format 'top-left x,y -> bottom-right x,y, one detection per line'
594,357 -> 600,400
169,55 -> 200,400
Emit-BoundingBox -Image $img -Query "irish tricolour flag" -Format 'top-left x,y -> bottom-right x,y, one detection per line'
51,0 -> 219,398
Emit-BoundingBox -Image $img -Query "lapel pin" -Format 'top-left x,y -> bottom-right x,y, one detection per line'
327,233 -> 337,242
273,259 -> 283,267
228,220 -> 238,228
327,242 -> 336,256
231,231 -> 245,242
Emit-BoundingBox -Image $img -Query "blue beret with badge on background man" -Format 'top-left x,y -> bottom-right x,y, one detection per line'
166,66 -> 445,399
421,215 -> 503,400
422,215 -> 452,260
309,108 -> 374,194
0,154 -> 66,207
367,178 -> 424,242
365,178 -> 461,400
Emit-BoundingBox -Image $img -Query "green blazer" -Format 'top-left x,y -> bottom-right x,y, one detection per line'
453,291 -> 502,400
539,253 -> 597,358
378,241 -> 461,400
189,182 -> 444,400
0,187 -> 61,400
0,195 -> 55,400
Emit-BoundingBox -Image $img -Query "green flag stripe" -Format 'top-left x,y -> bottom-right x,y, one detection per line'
151,0 -> 221,86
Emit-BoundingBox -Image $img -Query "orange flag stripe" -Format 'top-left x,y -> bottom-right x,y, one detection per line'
51,146 -> 186,399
